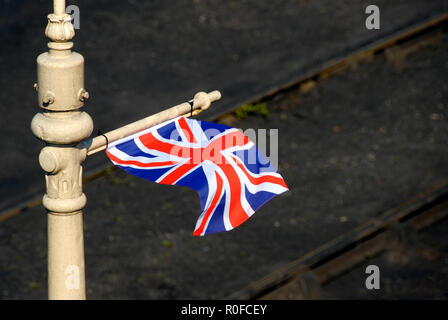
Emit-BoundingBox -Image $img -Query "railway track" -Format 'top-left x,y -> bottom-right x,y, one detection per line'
228,182 -> 448,300
1,12 -> 447,225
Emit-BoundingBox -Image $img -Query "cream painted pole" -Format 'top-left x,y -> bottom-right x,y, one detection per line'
82,90 -> 222,156
31,0 -> 92,300
53,0 -> 65,15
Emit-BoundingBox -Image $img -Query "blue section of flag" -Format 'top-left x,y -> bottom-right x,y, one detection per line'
157,121 -> 181,141
175,166 -> 209,211
115,139 -> 157,158
205,190 -> 227,234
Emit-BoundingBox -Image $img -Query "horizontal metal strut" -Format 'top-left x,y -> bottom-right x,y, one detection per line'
81,90 -> 221,156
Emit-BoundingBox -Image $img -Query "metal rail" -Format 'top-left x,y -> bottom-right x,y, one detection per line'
228,182 -> 448,300
220,12 -> 448,115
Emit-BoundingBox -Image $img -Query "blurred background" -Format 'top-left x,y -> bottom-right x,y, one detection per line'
0,0 -> 447,299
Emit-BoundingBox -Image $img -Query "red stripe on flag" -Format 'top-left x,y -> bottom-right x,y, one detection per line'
159,162 -> 199,185
139,133 -> 196,159
178,117 -> 197,144
106,150 -> 177,168
193,172 -> 223,236
234,160 -> 288,189
207,130 -> 250,153
218,163 -> 250,228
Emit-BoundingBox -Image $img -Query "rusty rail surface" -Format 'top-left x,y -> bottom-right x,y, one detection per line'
228,182 -> 448,300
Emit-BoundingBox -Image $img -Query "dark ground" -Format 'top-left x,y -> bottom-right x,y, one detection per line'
0,20 -> 447,299
0,0 -> 447,213
324,217 -> 448,299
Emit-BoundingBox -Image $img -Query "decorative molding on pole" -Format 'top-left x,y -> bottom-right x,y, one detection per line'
31,0 -> 91,300
45,13 -> 75,43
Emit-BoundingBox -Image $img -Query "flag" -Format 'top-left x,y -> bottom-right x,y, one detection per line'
105,116 -> 288,236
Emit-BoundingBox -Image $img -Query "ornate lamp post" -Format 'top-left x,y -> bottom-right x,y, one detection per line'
31,1 -> 221,300
31,0 -> 91,299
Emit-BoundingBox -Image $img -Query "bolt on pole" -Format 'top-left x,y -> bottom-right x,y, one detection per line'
31,0 -> 92,300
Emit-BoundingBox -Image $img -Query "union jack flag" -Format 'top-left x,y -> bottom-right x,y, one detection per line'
105,116 -> 288,236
